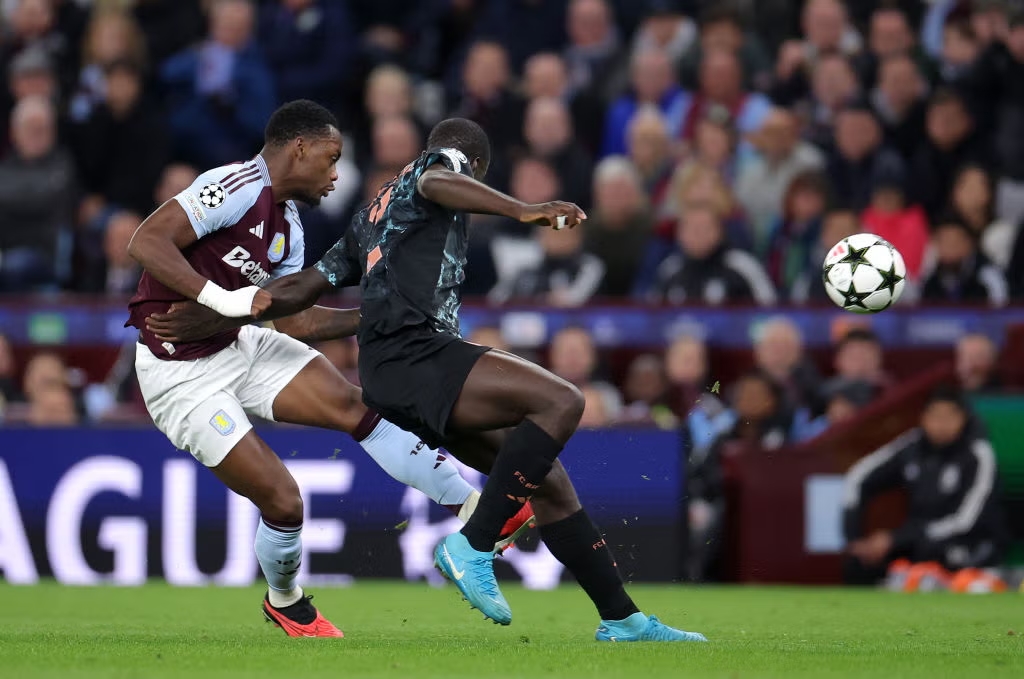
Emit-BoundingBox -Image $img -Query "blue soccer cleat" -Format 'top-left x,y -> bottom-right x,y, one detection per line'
595,612 -> 708,642
434,532 -> 512,625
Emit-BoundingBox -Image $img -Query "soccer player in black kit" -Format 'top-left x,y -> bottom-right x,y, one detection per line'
149,118 -> 706,642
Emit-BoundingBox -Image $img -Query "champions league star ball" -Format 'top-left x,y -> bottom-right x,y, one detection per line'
822,233 -> 906,313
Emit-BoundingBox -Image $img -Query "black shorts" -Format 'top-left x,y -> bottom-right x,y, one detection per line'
358,326 -> 490,448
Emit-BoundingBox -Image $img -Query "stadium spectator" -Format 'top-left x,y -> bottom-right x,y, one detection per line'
602,46 -> 685,157
826,327 -> 890,394
947,164 -> 1017,270
523,51 -> 569,100
26,384 -> 79,426
547,325 -> 622,413
920,217 -> 1009,307
625,106 -> 675,213
153,163 -> 199,207
734,108 -> 826,246
679,48 -> 771,156
869,53 -> 928,160
753,316 -> 822,412
686,369 -> 793,581
825,102 -> 906,213
0,95 -> 76,292
792,378 -> 874,441
1,45 -> 61,157
370,115 -> 421,176
495,219 -> 605,308
100,210 -> 143,295
664,334 -> 713,418
618,353 -> 673,429
799,51 -> 861,150
257,0 -> 355,112
789,207 -> 861,304
908,88 -> 984,221
650,203 -> 777,306
1,0 -> 75,95
451,40 -> 524,173
679,104 -> 737,182
70,59 -> 169,219
677,4 -> 773,93
583,156 -> 653,298
860,172 -> 930,281
579,383 -> 616,428
955,333 -> 1002,394
563,0 -> 624,104
630,0 -> 697,75
160,0 -> 276,168
763,171 -> 829,299
521,97 -> 593,209
19,351 -> 70,407
843,387 -> 1008,583
937,18 -> 980,84
771,0 -> 862,106
859,5 -> 935,90
68,8 -> 147,123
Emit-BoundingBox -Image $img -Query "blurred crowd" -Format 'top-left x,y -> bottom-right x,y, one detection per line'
1,0 -> 1024,305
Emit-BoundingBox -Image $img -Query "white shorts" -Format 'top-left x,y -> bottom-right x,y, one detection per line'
135,325 -> 319,467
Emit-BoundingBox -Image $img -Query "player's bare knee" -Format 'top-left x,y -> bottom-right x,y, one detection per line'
261,490 -> 304,525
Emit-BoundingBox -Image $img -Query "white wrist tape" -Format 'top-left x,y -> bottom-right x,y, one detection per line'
197,281 -> 261,318
555,215 -> 568,230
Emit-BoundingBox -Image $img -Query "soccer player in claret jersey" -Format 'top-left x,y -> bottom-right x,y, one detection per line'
149,117 -> 707,642
125,101 -> 533,638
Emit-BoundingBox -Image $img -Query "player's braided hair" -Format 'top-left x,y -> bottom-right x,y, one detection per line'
264,99 -> 339,147
426,118 -> 491,170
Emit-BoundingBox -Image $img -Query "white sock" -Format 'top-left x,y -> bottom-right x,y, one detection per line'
458,490 -> 480,523
359,418 -> 475,506
255,518 -> 304,608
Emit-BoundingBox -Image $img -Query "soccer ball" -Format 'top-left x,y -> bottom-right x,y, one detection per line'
822,233 -> 906,313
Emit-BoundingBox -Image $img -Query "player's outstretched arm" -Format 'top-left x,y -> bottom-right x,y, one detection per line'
416,167 -> 587,228
127,201 -> 270,318
145,268 -> 350,344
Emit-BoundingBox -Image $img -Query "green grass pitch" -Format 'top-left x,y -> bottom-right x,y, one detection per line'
1,581 -> 1022,678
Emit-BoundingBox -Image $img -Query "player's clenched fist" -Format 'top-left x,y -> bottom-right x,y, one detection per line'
517,201 -> 587,230
251,288 -> 272,318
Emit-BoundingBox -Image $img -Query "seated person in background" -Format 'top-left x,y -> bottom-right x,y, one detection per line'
824,327 -> 892,394
650,203 -> 777,306
27,384 -> 80,427
583,156 -> 654,298
842,387 -> 1008,584
686,369 -> 793,581
860,171 -> 929,281
753,316 -> 822,412
763,170 -> 829,296
955,333 -> 1002,394
546,326 -> 623,416
617,353 -> 675,429
664,334 -> 718,419
920,217 -> 1009,307
493,218 -> 605,307
789,207 -> 860,304
792,378 -> 875,441
579,383 -> 619,429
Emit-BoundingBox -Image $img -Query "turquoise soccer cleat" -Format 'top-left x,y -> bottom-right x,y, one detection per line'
595,612 -> 708,642
434,532 -> 512,625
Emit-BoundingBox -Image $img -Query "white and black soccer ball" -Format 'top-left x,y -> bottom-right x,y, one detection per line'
822,233 -> 906,313
198,183 -> 225,209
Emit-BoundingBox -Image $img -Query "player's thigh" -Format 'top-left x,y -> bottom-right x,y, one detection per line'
448,349 -> 583,433
234,325 -> 365,432
270,355 -> 365,432
209,430 -> 302,522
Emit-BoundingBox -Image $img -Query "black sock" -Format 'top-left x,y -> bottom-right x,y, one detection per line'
460,419 -> 561,551
539,509 -> 639,621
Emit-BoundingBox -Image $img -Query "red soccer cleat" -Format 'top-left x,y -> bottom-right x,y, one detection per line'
495,501 -> 536,553
262,594 -> 344,638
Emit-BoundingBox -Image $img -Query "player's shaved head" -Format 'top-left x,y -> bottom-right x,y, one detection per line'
426,117 -> 491,179
264,99 -> 339,147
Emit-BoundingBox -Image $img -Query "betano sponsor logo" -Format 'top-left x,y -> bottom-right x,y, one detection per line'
221,245 -> 272,286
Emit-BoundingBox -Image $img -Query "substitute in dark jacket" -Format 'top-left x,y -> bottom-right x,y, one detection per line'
842,387 -> 1008,583
920,217 -> 1009,307
651,203 -> 776,306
